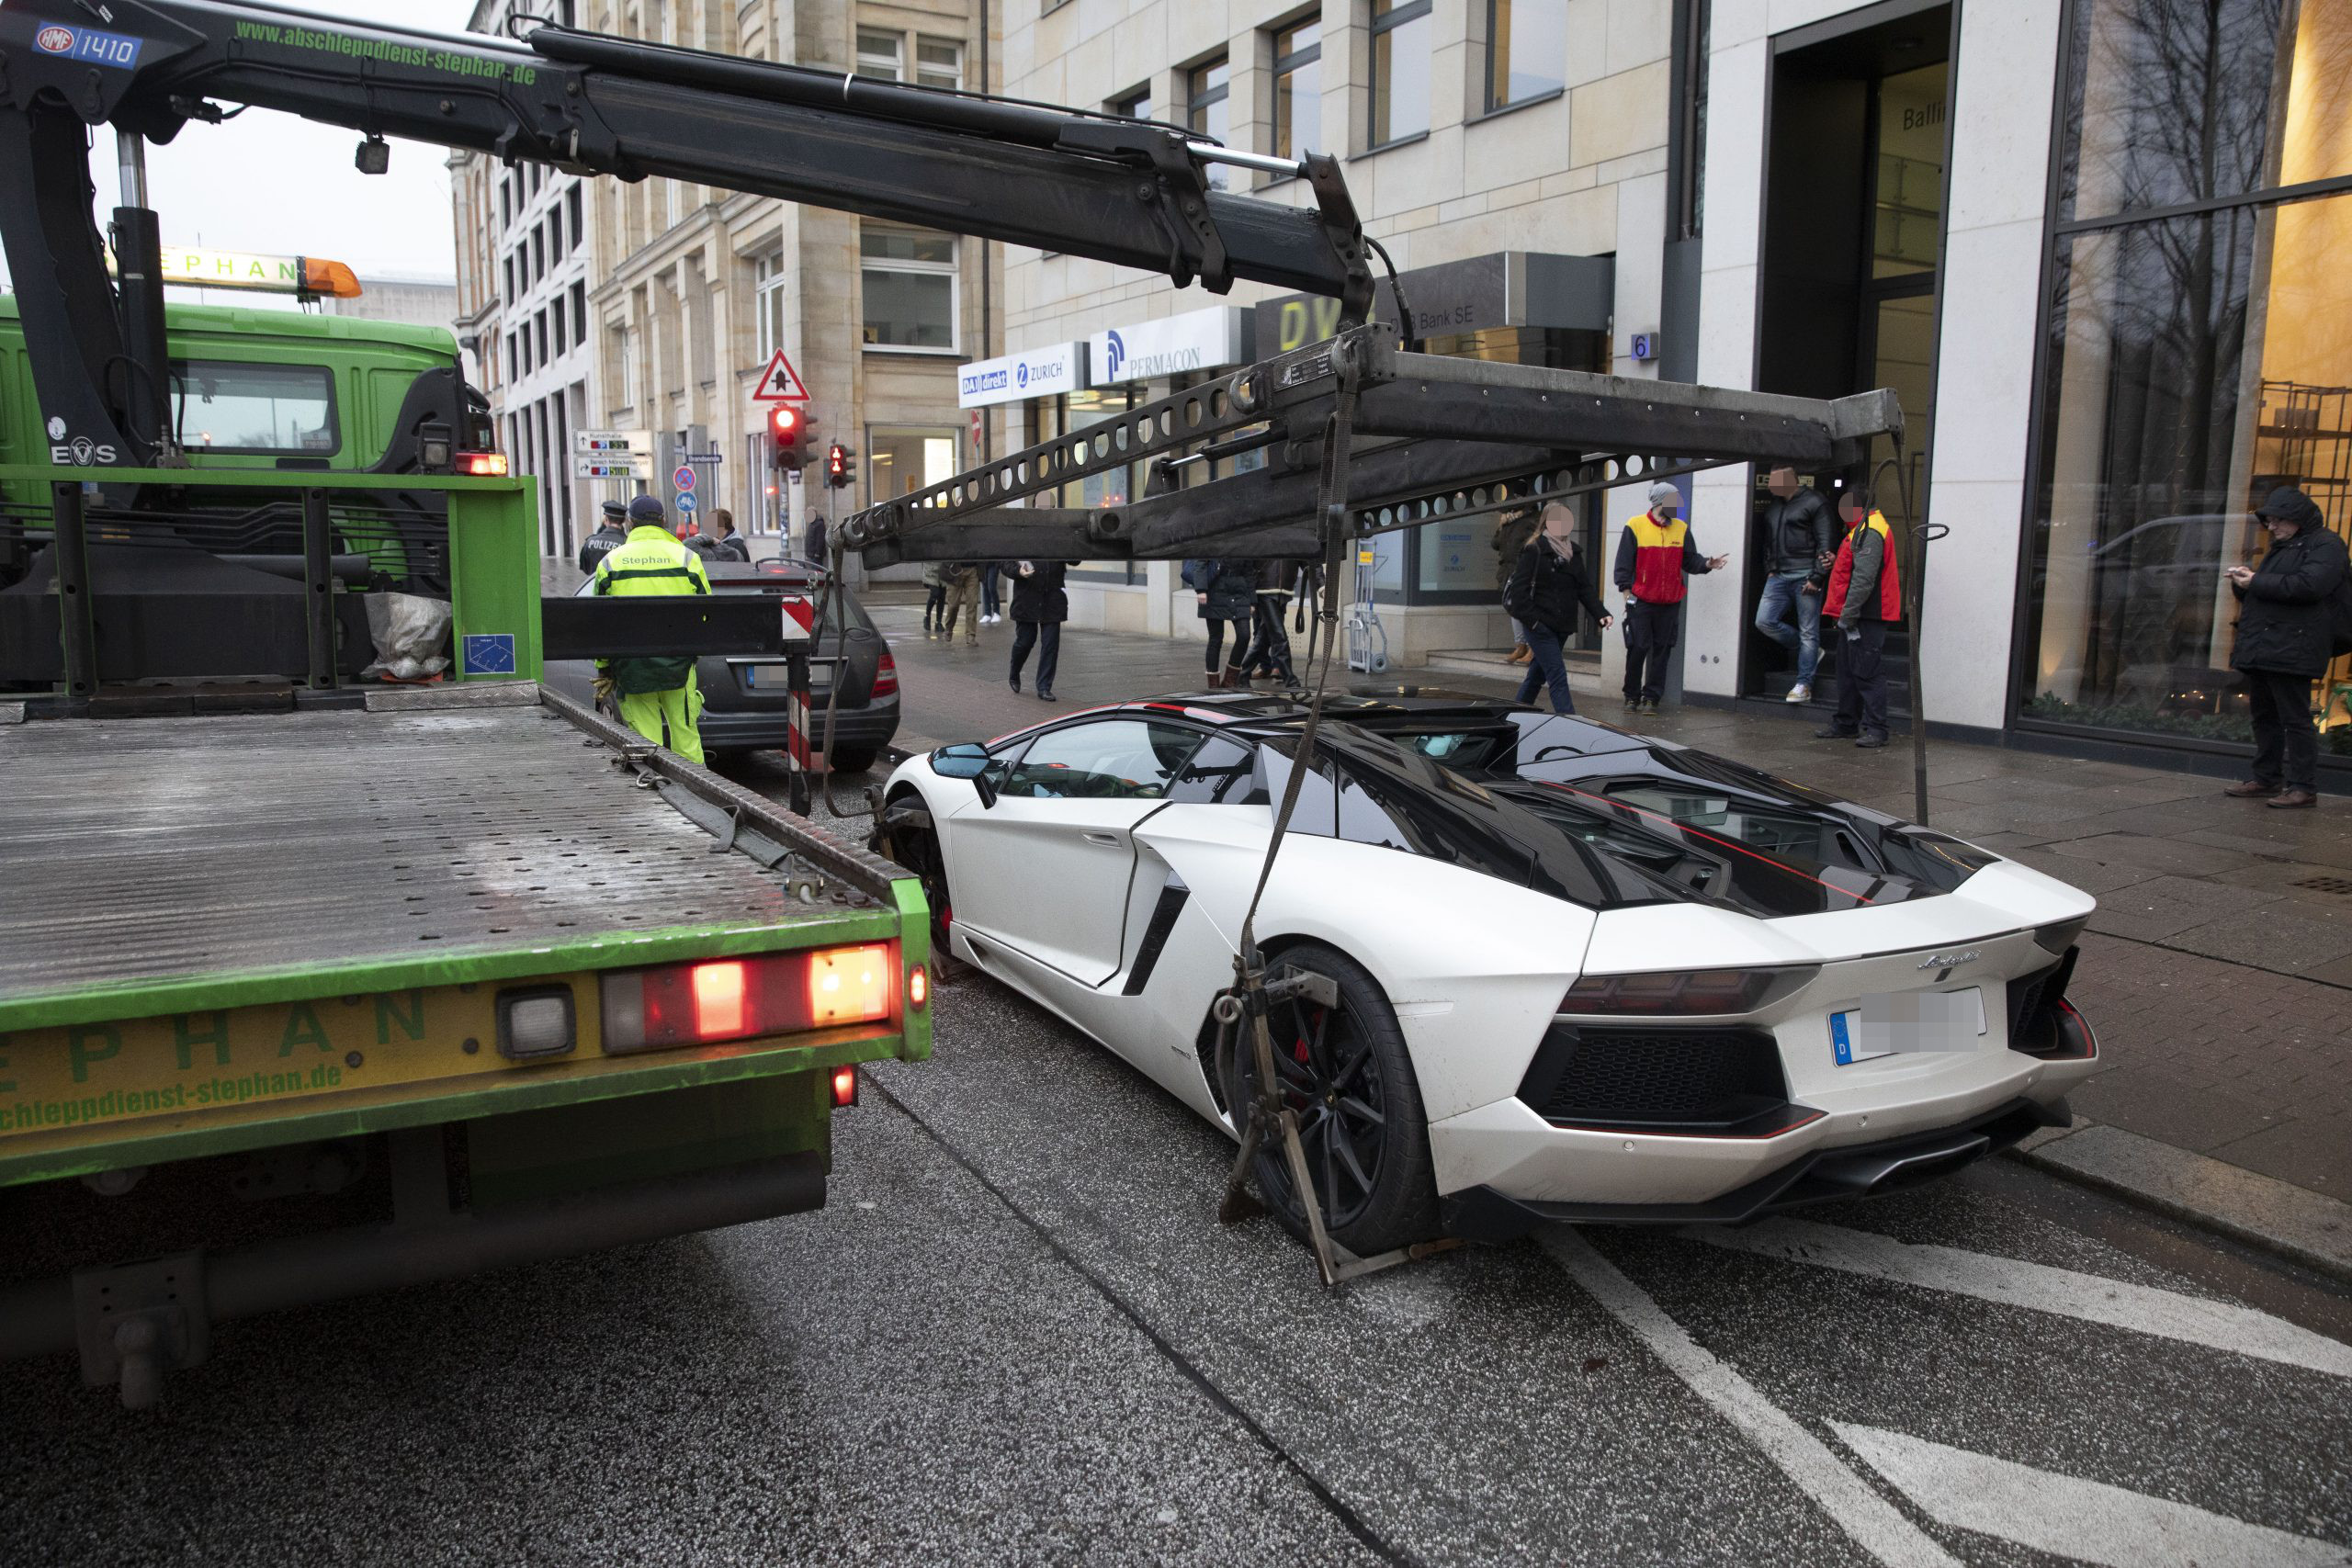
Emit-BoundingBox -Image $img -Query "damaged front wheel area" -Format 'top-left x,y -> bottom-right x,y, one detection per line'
1221,942 -> 1440,1258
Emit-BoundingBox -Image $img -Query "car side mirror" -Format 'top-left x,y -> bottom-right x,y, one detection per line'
932,742 -> 1000,808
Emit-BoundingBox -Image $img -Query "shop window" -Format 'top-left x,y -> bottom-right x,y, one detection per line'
860,227 -> 958,352
1187,54 -> 1231,190
1272,17 -> 1321,161
1485,0 -> 1566,114
868,426 -> 961,506
855,29 -> 901,81
1371,0 -> 1432,147
2023,197 -> 2352,746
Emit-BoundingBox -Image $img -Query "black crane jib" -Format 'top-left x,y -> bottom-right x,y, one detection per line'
0,0 -> 1373,468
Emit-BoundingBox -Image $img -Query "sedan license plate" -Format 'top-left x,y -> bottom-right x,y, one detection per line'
1831,987 -> 1987,1066
741,661 -> 831,691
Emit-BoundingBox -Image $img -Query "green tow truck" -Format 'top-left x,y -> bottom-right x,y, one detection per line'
0,463 -> 932,1404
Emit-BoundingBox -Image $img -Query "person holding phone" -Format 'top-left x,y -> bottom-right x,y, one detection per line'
2223,487 -> 2346,808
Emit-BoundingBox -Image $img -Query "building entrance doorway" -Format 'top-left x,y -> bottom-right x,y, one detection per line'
1746,4 -> 1951,702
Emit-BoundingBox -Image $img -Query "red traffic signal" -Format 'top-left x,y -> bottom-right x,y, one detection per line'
769,403 -> 808,456
825,442 -> 850,488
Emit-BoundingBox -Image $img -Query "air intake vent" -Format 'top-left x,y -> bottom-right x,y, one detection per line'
1519,1024 -> 1795,1134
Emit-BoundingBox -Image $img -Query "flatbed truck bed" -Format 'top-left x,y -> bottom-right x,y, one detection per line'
0,681 -> 930,1399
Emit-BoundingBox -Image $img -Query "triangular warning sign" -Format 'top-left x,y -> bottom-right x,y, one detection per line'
752,347 -> 810,402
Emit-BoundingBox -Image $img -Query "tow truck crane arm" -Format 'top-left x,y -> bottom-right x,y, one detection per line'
0,0 -> 1373,468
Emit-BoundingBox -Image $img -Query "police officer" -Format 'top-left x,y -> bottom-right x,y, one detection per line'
577,499 -> 628,576
593,494 -> 712,763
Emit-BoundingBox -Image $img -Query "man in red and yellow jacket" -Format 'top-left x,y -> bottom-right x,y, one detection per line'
1814,488 -> 1902,750
1611,481 -> 1726,715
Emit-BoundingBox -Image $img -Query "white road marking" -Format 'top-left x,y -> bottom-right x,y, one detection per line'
1833,1422 -> 2352,1567
1536,1227 -> 1961,1568
1683,1217 -> 2352,1381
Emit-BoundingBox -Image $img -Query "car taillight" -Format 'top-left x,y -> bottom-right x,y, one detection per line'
457,450 -> 509,477
1559,965 -> 1817,1017
872,650 -> 899,698
600,944 -> 896,1054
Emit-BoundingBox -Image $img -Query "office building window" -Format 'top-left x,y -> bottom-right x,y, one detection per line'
1272,16 -> 1321,161
1112,85 -> 1152,120
916,36 -> 962,90
536,310 -> 548,366
572,281 -> 587,343
855,29 -> 901,80
1188,54 -> 1232,189
1372,0 -> 1432,146
567,185 -> 583,250
503,254 -> 515,299
753,249 -> 788,359
860,227 -> 957,351
1485,0 -> 1566,113
553,301 -> 566,356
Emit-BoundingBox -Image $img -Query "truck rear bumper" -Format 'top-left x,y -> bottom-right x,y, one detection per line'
0,1146 -> 822,1393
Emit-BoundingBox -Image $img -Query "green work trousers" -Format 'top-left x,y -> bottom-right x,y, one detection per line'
616,678 -> 706,764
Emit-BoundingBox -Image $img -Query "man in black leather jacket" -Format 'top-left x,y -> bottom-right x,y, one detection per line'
2223,486 -> 2348,808
1754,466 -> 1837,704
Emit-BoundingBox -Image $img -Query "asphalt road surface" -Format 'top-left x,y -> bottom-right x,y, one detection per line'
8,768 -> 2350,1568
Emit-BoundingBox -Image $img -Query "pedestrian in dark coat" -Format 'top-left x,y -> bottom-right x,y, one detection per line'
2223,486 -> 2347,808
1183,558 -> 1259,687
1494,508 -> 1542,664
1504,502 -> 1613,713
707,508 -> 751,562
1007,559 -> 1072,701
803,513 -> 829,564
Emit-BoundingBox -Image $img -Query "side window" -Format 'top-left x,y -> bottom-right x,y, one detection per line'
1336,766 -> 1414,852
171,360 -> 338,456
1254,747 -> 1337,836
998,719 -> 1200,801
1164,735 -> 1261,805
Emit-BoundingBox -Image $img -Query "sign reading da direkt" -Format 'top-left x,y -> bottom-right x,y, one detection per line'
957,342 -> 1085,408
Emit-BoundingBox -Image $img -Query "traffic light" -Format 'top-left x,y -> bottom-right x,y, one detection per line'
769,402 -> 809,459
825,441 -> 852,489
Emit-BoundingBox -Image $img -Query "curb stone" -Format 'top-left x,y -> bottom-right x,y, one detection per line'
2007,1120 -> 2352,1287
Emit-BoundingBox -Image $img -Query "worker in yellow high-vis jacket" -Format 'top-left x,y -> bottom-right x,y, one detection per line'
592,493 -> 711,763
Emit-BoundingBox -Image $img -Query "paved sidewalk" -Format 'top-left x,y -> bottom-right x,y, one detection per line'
872,607 -> 2352,1212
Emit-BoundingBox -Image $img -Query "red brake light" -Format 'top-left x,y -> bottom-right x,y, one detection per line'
601,944 -> 897,1053
1558,966 -> 1818,1017
457,451 -> 509,477
831,1066 -> 859,1107
872,650 -> 899,699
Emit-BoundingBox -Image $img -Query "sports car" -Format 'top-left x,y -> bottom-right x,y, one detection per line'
875,692 -> 2099,1255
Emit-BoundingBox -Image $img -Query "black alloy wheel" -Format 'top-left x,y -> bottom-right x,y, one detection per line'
878,794 -> 954,952
1225,942 -> 1439,1256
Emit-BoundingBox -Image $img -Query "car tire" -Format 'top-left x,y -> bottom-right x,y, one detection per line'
827,746 -> 880,774
1223,941 -> 1440,1257
876,791 -> 954,953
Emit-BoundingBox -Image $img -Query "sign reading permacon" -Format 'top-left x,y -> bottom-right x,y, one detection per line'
1086,306 -> 1248,388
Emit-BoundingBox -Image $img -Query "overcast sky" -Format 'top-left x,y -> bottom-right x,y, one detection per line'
6,1 -> 479,302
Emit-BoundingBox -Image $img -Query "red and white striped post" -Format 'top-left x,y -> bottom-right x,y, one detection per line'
780,592 -> 821,815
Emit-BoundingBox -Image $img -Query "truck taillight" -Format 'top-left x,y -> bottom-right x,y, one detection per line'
600,944 -> 896,1054
872,650 -> 899,698
457,451 -> 508,477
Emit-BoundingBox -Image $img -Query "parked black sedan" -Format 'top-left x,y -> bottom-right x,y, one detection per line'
545,558 -> 899,771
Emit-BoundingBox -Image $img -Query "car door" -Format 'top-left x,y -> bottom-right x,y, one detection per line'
947,717 -> 1204,986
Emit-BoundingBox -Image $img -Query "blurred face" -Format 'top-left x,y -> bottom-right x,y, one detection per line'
2262,515 -> 2298,543
1767,466 -> 1798,498
1541,504 -> 1575,542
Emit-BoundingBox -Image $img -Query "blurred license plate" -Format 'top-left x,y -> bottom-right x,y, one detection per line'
740,661 -> 830,690
1831,987 -> 1987,1066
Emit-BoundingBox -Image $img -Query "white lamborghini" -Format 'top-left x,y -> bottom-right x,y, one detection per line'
875,692 -> 2100,1255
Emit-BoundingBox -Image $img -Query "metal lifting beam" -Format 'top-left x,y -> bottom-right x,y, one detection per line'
843,324 -> 1905,564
